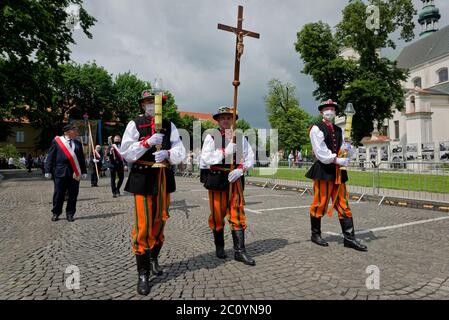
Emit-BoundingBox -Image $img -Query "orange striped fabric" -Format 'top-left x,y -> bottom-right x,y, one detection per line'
310,179 -> 352,219
208,179 -> 246,232
131,169 -> 170,255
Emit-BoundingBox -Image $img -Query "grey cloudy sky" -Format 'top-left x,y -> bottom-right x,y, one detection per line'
70,0 -> 449,128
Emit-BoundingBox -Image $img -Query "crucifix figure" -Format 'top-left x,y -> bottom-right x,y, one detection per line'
217,5 -> 259,169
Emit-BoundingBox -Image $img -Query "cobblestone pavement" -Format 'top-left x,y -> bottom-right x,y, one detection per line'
0,170 -> 448,300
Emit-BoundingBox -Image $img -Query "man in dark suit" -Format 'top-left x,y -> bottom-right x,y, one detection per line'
45,123 -> 87,222
107,135 -> 127,198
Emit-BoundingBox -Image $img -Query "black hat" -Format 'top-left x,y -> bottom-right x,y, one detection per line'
318,99 -> 339,112
138,89 -> 156,103
212,106 -> 239,121
62,123 -> 77,132
138,89 -> 169,105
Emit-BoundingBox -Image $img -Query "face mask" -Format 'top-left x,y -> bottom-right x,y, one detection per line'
95,147 -> 101,152
323,110 -> 336,121
144,103 -> 155,115
114,140 -> 120,144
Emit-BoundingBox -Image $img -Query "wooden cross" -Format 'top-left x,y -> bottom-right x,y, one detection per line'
218,6 -> 260,92
217,5 -> 259,187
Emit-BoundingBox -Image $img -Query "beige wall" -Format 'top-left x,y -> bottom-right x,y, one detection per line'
405,54 -> 449,89
0,123 -> 42,156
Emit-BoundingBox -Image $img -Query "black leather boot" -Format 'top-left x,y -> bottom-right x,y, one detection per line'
339,217 -> 368,251
231,230 -> 255,266
150,245 -> 163,276
135,252 -> 151,295
213,229 -> 227,259
310,216 -> 329,247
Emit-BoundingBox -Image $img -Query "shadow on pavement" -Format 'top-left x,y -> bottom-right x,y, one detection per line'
76,211 -> 127,220
151,238 -> 289,286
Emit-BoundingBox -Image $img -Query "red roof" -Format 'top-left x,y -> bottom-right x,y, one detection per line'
179,111 -> 215,122
361,135 -> 390,144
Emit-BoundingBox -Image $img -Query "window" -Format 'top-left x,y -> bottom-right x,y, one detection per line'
394,121 -> 400,140
409,96 -> 416,113
382,126 -> 389,137
412,77 -> 422,88
16,131 -> 25,143
437,68 -> 448,83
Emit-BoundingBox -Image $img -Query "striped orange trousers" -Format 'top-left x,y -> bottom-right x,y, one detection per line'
132,192 -> 170,255
208,179 -> 246,232
310,179 -> 352,219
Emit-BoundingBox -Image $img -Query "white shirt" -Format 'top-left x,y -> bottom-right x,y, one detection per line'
62,135 -> 75,151
201,134 -> 254,171
199,153 -> 209,170
309,121 -> 345,164
120,120 -> 186,165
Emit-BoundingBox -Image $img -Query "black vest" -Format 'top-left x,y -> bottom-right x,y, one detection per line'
202,132 -> 245,191
305,122 -> 348,183
124,116 -> 176,195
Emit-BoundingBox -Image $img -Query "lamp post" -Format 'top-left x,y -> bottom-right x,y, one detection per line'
344,103 -> 356,141
340,103 -> 356,171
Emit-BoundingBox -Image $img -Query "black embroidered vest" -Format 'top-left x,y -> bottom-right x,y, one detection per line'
124,116 -> 176,195
305,122 -> 348,183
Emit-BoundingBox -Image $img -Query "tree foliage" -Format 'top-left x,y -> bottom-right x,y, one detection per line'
295,0 -> 416,144
265,79 -> 311,153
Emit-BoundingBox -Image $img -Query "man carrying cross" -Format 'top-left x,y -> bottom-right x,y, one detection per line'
201,106 -> 255,266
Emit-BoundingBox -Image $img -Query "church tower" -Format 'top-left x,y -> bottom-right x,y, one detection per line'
418,0 -> 441,37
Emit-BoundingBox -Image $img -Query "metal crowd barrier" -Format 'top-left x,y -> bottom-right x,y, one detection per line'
173,160 -> 449,204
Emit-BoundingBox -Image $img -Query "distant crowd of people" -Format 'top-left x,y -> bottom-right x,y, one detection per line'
0,154 -> 47,173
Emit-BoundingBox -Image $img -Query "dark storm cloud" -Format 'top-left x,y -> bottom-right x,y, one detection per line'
70,0 -> 449,129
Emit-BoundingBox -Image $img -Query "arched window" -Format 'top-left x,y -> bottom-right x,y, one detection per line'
412,77 -> 422,88
409,96 -> 416,114
437,68 -> 448,83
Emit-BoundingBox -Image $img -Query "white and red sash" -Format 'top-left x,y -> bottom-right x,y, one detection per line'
112,144 -> 124,162
55,136 -> 82,180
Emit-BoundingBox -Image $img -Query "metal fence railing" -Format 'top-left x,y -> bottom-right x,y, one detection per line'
175,160 -> 449,204
250,161 -> 449,204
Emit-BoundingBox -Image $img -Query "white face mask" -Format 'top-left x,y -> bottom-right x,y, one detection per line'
323,110 -> 336,121
144,103 -> 155,116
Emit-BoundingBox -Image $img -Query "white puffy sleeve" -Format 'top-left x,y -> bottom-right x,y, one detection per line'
242,137 -> 255,171
120,121 -> 148,163
201,134 -> 225,165
168,122 -> 186,165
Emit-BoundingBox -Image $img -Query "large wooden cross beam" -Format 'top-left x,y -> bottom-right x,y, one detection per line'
218,5 -> 260,91
217,5 -> 259,185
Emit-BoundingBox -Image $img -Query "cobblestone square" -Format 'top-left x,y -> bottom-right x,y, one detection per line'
0,170 -> 448,300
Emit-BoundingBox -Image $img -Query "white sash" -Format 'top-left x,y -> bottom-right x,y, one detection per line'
55,136 -> 82,180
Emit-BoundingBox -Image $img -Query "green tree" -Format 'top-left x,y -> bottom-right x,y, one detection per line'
236,119 -> 251,131
112,72 -> 150,126
162,91 -> 183,129
265,79 -> 311,153
295,0 -> 416,144
26,62 -> 114,149
0,1 -> 96,121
